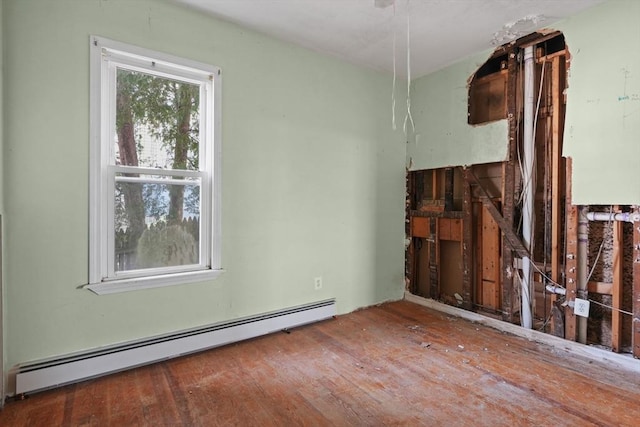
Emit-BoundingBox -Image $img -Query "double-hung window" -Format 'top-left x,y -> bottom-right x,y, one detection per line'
88,36 -> 222,294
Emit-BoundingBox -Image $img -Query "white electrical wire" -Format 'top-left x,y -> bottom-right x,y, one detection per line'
589,298 -> 634,317
402,0 -> 415,135
391,1 -> 397,130
517,59 -> 546,206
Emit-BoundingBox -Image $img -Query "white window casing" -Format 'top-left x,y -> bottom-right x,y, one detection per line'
88,36 -> 223,295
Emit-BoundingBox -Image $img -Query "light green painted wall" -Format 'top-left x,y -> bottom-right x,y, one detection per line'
407,49 -> 509,171
3,0 -> 406,370
559,0 -> 640,204
1,0 -> 5,405
408,0 -> 640,203
0,0 -> 3,216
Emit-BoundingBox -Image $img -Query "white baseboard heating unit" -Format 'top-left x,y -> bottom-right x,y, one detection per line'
15,298 -> 336,395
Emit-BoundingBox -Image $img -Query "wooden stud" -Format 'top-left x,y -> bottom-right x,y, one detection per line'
611,206 -> 623,352
564,159 -> 577,341
587,281 -> 613,296
550,57 -> 563,288
462,168 -> 473,310
633,208 -> 640,358
444,168 -> 454,211
549,55 -> 566,335
481,204 -> 502,310
501,48 -> 519,323
407,240 -> 416,294
432,169 -> 440,200
429,217 -> 438,299
475,202 -> 484,305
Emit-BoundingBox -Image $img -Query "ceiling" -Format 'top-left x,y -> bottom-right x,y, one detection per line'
175,0 -> 603,78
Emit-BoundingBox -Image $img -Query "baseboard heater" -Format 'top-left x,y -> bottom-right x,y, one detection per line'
15,298 -> 336,395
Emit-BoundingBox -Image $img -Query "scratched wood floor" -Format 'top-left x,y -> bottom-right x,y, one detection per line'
1,300 -> 639,426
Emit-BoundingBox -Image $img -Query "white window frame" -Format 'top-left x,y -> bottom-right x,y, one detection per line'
88,36 -> 223,295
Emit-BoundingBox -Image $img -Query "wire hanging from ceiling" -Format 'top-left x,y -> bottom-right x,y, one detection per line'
391,0 -> 397,130
403,0 -> 415,136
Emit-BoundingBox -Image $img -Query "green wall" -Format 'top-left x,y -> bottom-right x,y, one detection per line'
559,0 -> 640,204
1,0 -> 5,405
408,0 -> 640,204
2,0 -> 406,371
407,49 -> 508,171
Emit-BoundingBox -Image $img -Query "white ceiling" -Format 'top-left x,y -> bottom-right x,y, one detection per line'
175,0 -> 603,78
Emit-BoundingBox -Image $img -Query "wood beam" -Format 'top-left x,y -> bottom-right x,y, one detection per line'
587,281 -> 613,296
475,203 -> 484,305
429,217 -> 438,299
501,49 -> 519,323
465,169 -> 530,259
444,168 -> 454,212
462,169 -> 473,310
481,205 -> 502,310
549,55 -> 565,336
564,159 -> 577,341
410,210 -> 464,219
408,241 -> 416,294
432,170 -> 440,200
550,56 -> 564,289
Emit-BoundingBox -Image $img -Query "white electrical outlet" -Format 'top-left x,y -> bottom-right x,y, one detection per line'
574,298 -> 590,318
314,277 -> 323,290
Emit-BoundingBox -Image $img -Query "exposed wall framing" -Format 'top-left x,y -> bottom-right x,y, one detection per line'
405,31 -> 640,359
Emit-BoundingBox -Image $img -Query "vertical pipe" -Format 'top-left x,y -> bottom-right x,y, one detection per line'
521,46 -> 535,329
612,209 -> 623,352
577,206 -> 588,343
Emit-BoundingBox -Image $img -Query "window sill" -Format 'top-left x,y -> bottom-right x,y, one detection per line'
85,269 -> 225,295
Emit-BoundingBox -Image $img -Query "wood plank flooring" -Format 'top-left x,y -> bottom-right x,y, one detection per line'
1,300 -> 639,426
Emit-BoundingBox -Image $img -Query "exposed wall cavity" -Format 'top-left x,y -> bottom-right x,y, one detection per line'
407,49 -> 508,171
586,207 -> 634,351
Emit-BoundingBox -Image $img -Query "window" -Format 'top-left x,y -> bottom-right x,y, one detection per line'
88,36 -> 222,294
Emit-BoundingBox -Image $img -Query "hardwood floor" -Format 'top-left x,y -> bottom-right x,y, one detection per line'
1,300 -> 639,426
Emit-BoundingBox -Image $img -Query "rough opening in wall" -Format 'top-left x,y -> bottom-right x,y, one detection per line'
468,52 -> 508,125
467,32 -> 567,126
407,30 -> 640,357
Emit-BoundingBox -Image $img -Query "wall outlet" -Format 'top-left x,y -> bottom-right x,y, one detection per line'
574,298 -> 590,318
314,277 -> 323,290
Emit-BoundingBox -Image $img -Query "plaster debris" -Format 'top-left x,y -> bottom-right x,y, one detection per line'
491,15 -> 547,45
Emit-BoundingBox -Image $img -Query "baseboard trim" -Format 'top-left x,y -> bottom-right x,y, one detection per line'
13,299 -> 337,395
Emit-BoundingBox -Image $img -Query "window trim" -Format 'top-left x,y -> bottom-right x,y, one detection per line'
88,36 -> 223,295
